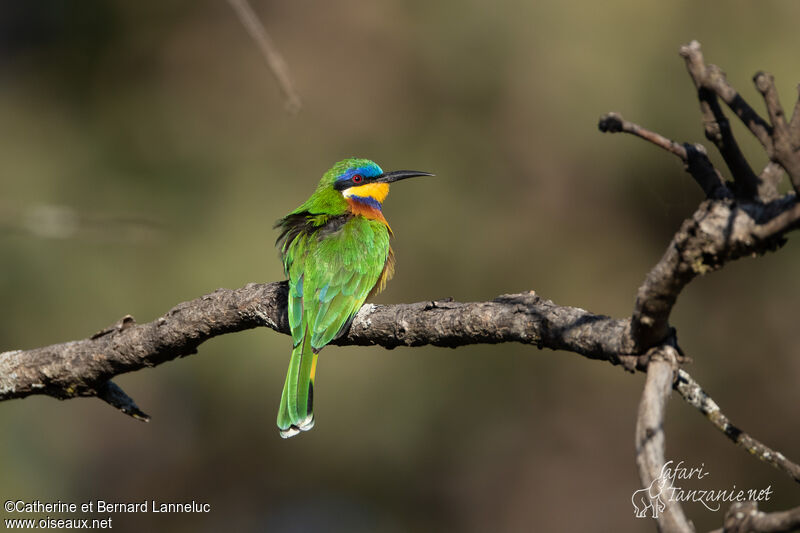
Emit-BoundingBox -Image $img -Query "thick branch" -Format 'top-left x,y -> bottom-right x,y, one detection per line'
0,284 -> 637,405
631,196 -> 794,350
622,44 -> 800,350
635,346 -> 694,532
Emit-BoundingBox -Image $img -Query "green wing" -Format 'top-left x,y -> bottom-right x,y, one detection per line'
305,219 -> 388,345
277,217 -> 390,436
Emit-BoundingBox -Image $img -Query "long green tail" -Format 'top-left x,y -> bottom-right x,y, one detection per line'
277,333 -> 318,438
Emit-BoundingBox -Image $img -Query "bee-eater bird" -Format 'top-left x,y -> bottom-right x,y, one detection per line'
274,158 -> 433,438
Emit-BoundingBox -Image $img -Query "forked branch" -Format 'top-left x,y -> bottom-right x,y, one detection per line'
606,41 -> 800,531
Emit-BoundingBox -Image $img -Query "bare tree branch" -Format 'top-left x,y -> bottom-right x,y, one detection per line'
96,380 -> 150,421
609,44 -> 800,352
599,112 -> 730,199
754,72 -> 789,140
0,284 -> 641,407
636,346 -> 694,532
679,42 -> 760,198
630,196 -> 794,351
227,0 -> 302,113
605,44 -> 800,532
675,369 -> 800,484
789,84 -> 800,147
599,112 -> 688,159
596,109 -> 791,354
679,41 -> 773,153
680,40 -> 800,195
754,71 -> 800,190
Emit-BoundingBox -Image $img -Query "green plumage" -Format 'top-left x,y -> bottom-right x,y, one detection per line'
274,158 -> 433,438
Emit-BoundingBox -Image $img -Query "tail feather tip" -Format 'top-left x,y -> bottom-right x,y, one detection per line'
279,415 -> 315,439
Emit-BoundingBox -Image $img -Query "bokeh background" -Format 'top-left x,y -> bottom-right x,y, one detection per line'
1,1 -> 799,531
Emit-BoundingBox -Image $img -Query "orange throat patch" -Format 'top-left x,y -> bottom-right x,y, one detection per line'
346,198 -> 391,231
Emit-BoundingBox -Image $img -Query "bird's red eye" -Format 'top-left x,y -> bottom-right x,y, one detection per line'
352,174 -> 363,184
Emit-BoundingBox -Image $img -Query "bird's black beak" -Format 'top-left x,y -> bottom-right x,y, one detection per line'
374,170 -> 435,184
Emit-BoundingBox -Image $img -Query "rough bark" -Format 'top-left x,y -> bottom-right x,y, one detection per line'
0,284 -> 635,404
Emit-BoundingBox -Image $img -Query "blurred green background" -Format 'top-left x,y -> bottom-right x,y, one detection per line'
1,1 -> 799,531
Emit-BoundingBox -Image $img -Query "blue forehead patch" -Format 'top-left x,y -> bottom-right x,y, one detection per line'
336,163 -> 383,182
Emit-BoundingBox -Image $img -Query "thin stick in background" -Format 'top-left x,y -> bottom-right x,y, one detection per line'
227,0 -> 302,113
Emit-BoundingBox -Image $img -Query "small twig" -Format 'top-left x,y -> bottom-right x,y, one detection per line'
789,83 -> 800,148
598,112 -> 730,199
754,71 -> 800,191
599,112 -> 687,158
679,41 -> 757,197
675,369 -> 800,484
680,41 -> 773,151
701,88 -> 758,198
635,346 -> 694,532
96,381 -> 150,422
683,143 -> 733,200
754,72 -> 789,139
227,0 -> 302,113
680,41 -> 800,196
